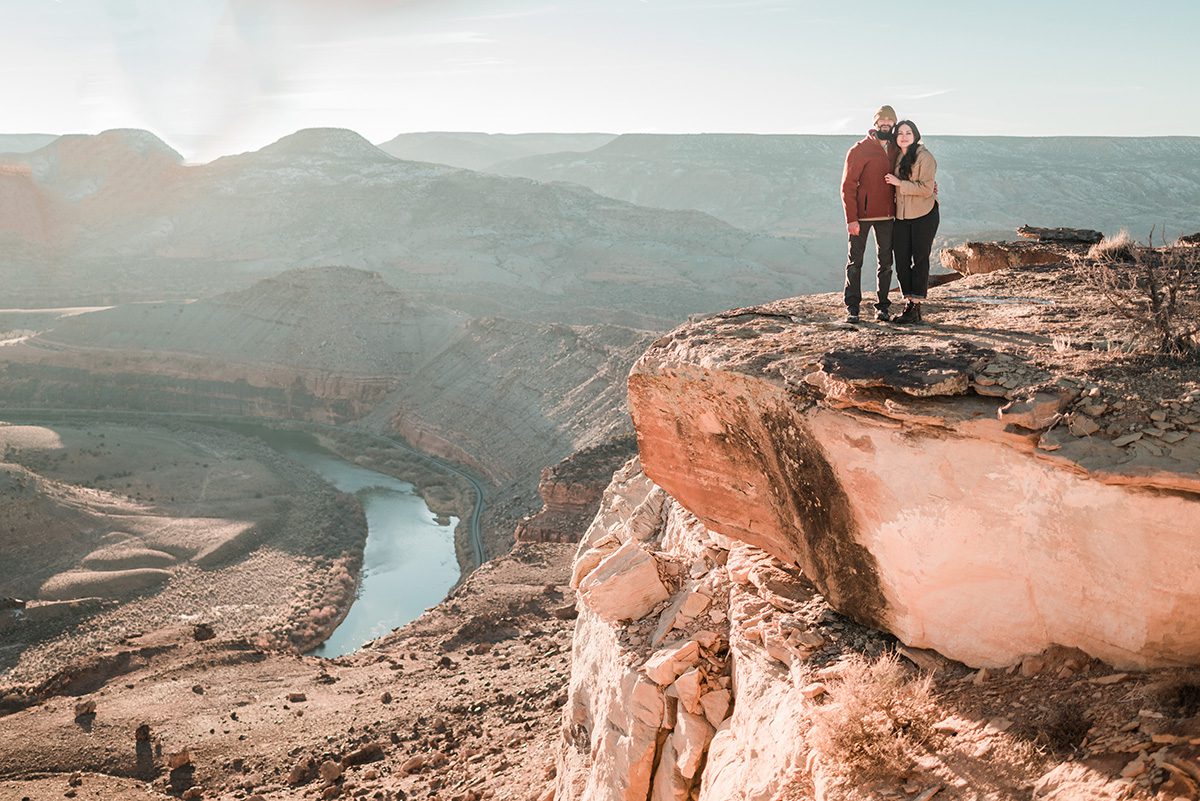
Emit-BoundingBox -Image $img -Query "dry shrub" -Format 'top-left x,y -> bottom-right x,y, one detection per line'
1086,230 -> 1137,263
806,652 -> 939,781
1144,672 -> 1200,719
1034,701 -> 1091,753
1075,231 -> 1200,359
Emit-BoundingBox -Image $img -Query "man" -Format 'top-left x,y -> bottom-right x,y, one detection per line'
840,105 -> 899,324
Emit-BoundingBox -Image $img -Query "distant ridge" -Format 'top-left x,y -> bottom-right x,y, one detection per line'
252,128 -> 397,164
491,133 -> 1200,240
0,128 -> 813,322
33,129 -> 184,162
37,266 -> 462,375
376,132 -> 617,171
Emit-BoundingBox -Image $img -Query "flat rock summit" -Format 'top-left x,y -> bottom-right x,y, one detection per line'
629,259 -> 1200,669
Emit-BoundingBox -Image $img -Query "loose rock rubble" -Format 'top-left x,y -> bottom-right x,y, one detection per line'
559,459 -> 1200,800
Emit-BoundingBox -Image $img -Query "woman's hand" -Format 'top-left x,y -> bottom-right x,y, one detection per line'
884,173 -> 900,186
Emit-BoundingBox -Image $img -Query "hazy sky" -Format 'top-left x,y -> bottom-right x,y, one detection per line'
4,0 -> 1197,161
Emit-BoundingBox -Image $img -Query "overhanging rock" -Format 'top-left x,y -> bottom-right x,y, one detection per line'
627,292 -> 1200,669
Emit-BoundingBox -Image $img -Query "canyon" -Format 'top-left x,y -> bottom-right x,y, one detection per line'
2,124 -> 1199,801
3,253 -> 1199,801
0,266 -> 656,559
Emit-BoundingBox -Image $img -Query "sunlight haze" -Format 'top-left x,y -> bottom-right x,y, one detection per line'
4,0 -> 1197,161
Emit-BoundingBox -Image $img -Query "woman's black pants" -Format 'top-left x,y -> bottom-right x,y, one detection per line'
893,203 -> 940,300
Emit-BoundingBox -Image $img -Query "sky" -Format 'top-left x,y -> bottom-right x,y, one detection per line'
3,0 -> 1198,162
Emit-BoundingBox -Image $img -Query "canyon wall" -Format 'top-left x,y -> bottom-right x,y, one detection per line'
515,435 -> 637,544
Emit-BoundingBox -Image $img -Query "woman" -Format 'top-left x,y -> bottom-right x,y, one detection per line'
884,120 -> 939,324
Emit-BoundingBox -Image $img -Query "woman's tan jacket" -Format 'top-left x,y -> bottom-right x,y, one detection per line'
894,145 -> 937,220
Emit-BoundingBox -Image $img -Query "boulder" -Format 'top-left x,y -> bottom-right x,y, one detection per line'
576,540 -> 669,622
643,640 -> 701,686
672,668 -> 703,715
940,241 -> 1064,275
673,711 -> 715,780
342,742 -> 384,766
699,690 -> 731,728
998,390 -> 1073,430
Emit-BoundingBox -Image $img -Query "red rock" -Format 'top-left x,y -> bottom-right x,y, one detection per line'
940,241 -> 1064,275
341,742 -> 384,766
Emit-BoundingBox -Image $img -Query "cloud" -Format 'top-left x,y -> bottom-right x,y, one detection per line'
645,0 -> 790,9
886,86 -> 953,101
301,30 -> 495,50
453,6 -> 559,22
405,30 -> 496,46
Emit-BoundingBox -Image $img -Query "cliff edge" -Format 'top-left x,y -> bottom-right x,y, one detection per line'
559,254 -> 1200,801
627,259 -> 1199,670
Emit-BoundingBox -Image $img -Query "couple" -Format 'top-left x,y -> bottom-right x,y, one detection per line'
840,104 -> 939,325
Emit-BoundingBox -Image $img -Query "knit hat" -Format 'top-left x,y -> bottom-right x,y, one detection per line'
873,105 -> 898,123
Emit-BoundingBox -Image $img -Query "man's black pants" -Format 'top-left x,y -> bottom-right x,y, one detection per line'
844,219 -> 894,313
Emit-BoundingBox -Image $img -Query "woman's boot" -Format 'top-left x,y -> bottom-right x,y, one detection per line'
895,301 -> 919,324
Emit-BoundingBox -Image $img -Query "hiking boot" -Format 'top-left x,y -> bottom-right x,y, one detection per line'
894,302 -> 920,324
875,308 -> 891,322
844,309 -> 860,324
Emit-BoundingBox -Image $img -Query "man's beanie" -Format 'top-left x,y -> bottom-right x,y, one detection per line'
873,105 -> 897,123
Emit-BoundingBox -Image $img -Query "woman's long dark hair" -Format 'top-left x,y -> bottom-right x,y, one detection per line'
895,120 -> 922,180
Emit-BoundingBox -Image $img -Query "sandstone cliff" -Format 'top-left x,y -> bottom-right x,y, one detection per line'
626,261 -> 1199,670
561,459 -> 1199,800
558,257 -> 1200,800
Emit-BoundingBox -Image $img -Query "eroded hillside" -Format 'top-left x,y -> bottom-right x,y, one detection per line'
0,129 -> 816,323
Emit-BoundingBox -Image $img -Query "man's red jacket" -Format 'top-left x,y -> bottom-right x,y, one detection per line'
840,135 -> 897,225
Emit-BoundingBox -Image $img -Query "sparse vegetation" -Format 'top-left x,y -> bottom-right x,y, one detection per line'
1076,230 -> 1200,359
1144,672 -> 1200,719
1085,229 -> 1137,264
1033,700 -> 1091,753
805,652 -> 940,781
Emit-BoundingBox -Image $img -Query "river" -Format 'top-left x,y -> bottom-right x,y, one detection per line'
253,428 -> 461,657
